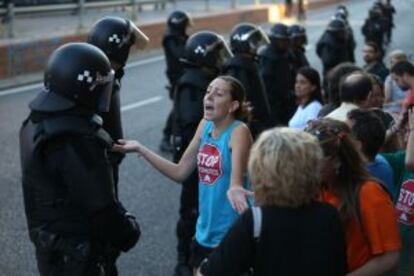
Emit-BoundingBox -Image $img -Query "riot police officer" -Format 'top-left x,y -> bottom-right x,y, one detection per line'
258,23 -> 296,126
160,11 -> 192,152
288,24 -> 309,80
172,31 -> 232,276
316,18 -> 349,76
334,5 -> 356,63
373,0 -> 395,45
362,7 -> 386,53
20,43 -> 140,276
224,23 -> 271,138
88,16 -> 149,191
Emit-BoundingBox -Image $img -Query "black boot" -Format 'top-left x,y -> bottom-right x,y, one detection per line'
173,246 -> 192,276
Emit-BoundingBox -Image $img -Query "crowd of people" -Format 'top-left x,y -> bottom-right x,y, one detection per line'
18,0 -> 414,275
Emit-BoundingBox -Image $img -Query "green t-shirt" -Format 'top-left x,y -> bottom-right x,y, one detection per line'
382,151 -> 414,276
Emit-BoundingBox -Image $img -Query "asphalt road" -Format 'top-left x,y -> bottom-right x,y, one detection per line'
0,0 -> 413,275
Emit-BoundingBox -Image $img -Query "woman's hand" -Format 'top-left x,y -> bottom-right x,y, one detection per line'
112,139 -> 142,154
227,186 -> 254,214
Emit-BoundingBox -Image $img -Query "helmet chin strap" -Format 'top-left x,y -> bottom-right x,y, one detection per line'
115,68 -> 125,80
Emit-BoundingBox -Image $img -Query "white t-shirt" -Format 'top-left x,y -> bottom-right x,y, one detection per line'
288,100 -> 322,129
325,102 -> 359,122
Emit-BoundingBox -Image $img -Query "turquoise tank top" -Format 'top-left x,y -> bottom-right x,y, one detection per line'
195,120 -> 248,248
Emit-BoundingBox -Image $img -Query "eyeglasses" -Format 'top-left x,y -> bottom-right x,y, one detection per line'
305,119 -> 348,140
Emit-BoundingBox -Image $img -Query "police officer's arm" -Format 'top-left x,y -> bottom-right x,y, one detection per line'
361,21 -> 369,37
227,123 -> 253,214
165,37 -> 185,60
316,37 -> 324,58
114,119 -> 206,183
51,137 -> 139,251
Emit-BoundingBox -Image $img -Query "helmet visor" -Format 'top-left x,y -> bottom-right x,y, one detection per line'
216,35 -> 233,69
129,21 -> 150,49
91,69 -> 115,112
187,15 -> 194,27
251,27 -> 270,50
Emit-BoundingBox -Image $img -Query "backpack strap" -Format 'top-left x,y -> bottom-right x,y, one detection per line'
251,206 -> 262,241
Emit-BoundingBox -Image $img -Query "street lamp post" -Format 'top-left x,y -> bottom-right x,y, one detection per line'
77,0 -> 85,32
6,2 -> 15,38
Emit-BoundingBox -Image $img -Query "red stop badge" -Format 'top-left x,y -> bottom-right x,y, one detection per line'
396,180 -> 414,225
197,143 -> 223,185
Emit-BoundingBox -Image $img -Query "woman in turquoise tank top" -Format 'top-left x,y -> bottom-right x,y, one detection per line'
114,75 -> 253,272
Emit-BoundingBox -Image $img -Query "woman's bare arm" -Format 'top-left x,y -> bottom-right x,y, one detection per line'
113,120 -> 206,183
227,123 -> 253,213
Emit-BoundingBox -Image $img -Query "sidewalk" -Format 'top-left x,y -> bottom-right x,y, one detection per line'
0,0 -> 348,90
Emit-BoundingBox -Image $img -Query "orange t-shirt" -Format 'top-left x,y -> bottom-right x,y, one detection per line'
320,181 -> 401,272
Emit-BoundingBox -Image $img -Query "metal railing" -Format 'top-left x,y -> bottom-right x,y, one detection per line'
0,0 -> 249,38
0,0 -> 173,38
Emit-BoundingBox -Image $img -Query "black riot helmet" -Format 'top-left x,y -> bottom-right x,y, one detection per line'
30,43 -> 114,113
181,31 -> 233,71
334,10 -> 347,22
288,24 -> 308,45
88,16 -> 149,67
327,18 -> 346,33
288,24 -> 306,38
167,10 -> 193,33
230,23 -> 269,55
269,23 -> 289,40
369,7 -> 382,19
336,4 -> 349,20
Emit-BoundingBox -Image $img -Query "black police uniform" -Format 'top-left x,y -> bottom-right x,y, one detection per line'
345,24 -> 356,63
316,20 -> 349,76
161,11 -> 190,150
259,45 -> 295,126
163,23 -> 189,91
289,46 -> 309,72
20,43 -> 140,276
224,55 -> 271,138
88,16 -> 149,189
361,9 -> 386,52
379,1 -> 395,43
224,23 -> 271,138
333,8 -> 356,63
100,76 -> 124,193
288,26 -> 309,85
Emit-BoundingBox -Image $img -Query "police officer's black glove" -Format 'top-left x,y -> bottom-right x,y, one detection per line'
91,202 -> 140,252
119,211 -> 140,252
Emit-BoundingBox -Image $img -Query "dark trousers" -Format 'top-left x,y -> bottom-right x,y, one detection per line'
108,152 -> 125,198
163,82 -> 176,138
249,120 -> 270,140
163,110 -> 174,137
173,131 -> 199,266
35,244 -> 118,276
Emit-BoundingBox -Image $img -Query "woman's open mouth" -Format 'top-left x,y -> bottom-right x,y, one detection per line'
204,104 -> 214,112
